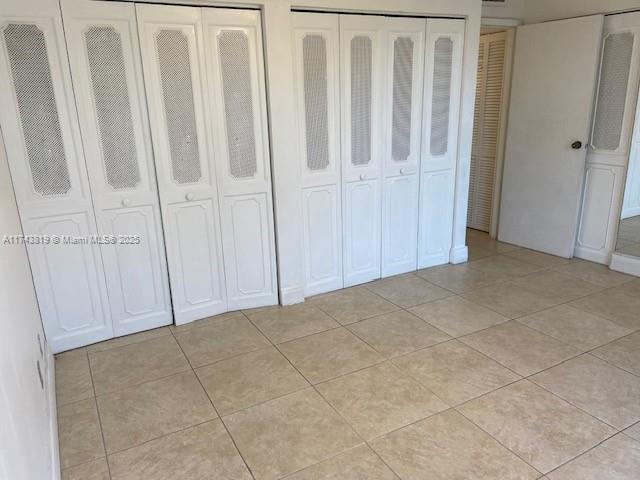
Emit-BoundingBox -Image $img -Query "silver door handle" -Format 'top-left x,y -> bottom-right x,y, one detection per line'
359,174 -> 366,181
121,198 -> 132,207
185,192 -> 195,201
400,168 -> 406,175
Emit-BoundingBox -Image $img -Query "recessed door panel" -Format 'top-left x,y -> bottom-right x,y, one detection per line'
383,174 -> 419,275
0,0 -> 112,352
418,170 -> 454,268
62,0 -> 172,335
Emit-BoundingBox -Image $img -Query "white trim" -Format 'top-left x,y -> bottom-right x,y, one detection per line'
280,285 -> 305,305
574,245 -> 611,265
481,17 -> 522,27
450,245 -> 469,264
610,252 -> 640,276
621,206 -> 640,219
46,345 -> 60,480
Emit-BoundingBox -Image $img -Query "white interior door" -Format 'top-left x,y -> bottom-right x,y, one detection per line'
61,0 -> 172,336
381,17 -> 425,277
0,0 -> 112,352
340,14 -> 385,287
203,8 -> 278,310
292,12 -> 343,296
137,4 -> 227,324
498,16 -> 604,257
418,18 -> 465,269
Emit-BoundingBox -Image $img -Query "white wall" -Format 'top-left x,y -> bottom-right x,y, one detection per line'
482,0 -> 525,21
525,0 -> 640,24
0,130 -> 58,479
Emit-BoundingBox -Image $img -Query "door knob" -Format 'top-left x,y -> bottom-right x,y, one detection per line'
185,192 -> 195,201
121,198 -> 131,207
359,174 -> 366,181
400,168 -> 406,175
571,141 -> 583,150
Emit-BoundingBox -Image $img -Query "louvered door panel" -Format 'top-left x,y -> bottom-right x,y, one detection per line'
418,19 -> 465,269
203,8 -> 277,309
381,17 -> 425,277
293,13 -> 342,296
62,0 -> 172,336
468,32 -> 506,232
340,14 -> 384,286
137,4 -> 227,324
0,0 -> 112,352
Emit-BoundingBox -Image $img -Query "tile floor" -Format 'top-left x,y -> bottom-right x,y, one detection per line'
56,230 -> 640,480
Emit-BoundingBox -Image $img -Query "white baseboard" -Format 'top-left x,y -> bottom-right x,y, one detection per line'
280,285 -> 305,305
46,344 -> 60,480
621,206 -> 640,220
450,245 -> 469,264
610,253 -> 640,277
573,246 -> 611,265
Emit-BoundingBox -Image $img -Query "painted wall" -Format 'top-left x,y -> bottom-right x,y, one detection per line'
524,0 -> 640,23
0,130 -> 58,479
482,0 -> 525,21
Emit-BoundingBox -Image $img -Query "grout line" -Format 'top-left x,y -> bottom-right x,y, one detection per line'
86,351 -> 113,480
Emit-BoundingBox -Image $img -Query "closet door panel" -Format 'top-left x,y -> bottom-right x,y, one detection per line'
137,4 -> 227,324
293,12 -> 342,296
203,9 -> 277,309
340,14 -> 385,286
381,18 -> 425,277
62,0 -> 172,335
418,19 -> 465,269
0,0 -> 112,352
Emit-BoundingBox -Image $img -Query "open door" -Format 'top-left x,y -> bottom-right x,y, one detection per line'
498,16 -> 604,257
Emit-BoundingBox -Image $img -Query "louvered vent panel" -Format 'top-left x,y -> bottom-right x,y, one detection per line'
218,30 -> 257,179
85,26 -> 140,190
468,42 -> 484,227
302,35 -> 330,171
592,32 -> 634,151
351,36 -> 372,166
392,37 -> 414,162
4,23 -> 71,196
430,37 -> 453,156
156,29 -> 201,184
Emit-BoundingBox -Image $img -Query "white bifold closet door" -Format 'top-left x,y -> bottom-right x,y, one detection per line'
0,0 -> 112,352
137,5 -> 277,324
61,0 -> 172,336
418,19 -> 465,269
381,18 -> 425,277
340,14 -> 385,287
292,13 -> 343,296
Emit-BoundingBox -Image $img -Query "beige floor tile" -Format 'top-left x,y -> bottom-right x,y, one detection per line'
569,289 -> 640,330
365,274 -> 453,308
109,420 -> 251,480
55,349 -> 94,406
468,244 -> 498,261
347,310 -> 450,358
462,282 -> 563,319
61,458 -> 109,480
625,422 -> 640,441
616,279 -> 640,297
170,311 -> 245,333
58,398 -> 104,469
87,327 -> 171,353
245,303 -> 339,343
283,444 -> 398,479
466,230 -> 521,254
98,371 -> 216,453
519,305 -> 633,351
90,336 -> 189,394
458,380 -> 615,474
393,340 -> 520,405
531,355 -> 640,430
511,270 -> 602,303
308,287 -> 399,325
415,263 -> 510,294
546,434 -> 640,480
224,388 -> 362,480
410,296 -> 509,337
371,409 -> 540,480
175,315 -> 270,367
468,255 -> 544,278
279,328 -> 383,384
592,332 -> 640,376
504,249 -> 573,268
195,347 -> 308,415
460,321 -> 580,376
316,362 -> 447,440
554,262 -> 634,288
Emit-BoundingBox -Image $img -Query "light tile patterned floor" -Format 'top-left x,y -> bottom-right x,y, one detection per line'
56,230 -> 640,480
